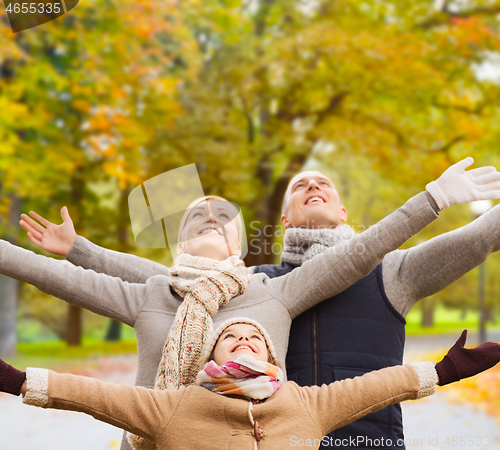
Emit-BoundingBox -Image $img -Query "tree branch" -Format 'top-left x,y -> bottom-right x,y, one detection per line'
353,111 -> 406,146
417,4 -> 500,29
276,90 -> 348,123
415,135 -> 467,155
432,99 -> 487,115
316,91 -> 349,124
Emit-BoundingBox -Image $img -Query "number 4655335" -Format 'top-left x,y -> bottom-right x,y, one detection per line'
6,3 -> 61,14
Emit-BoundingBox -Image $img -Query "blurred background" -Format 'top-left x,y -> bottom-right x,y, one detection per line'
0,0 -> 500,448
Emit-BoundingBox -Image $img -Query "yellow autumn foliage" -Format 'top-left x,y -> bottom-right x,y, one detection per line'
445,365 -> 500,425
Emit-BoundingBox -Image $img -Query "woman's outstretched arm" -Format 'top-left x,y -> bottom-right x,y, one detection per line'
21,207 -> 169,283
0,239 -> 154,326
269,190 -> 439,318
67,236 -> 170,283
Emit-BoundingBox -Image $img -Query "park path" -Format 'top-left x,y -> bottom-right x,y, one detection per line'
401,330 -> 500,450
0,332 -> 499,449
0,355 -> 136,450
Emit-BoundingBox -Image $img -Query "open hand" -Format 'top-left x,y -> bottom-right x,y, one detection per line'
426,157 -> 500,210
20,206 -> 77,257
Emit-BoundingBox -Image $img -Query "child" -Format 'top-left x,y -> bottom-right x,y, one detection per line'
1,318 -> 499,449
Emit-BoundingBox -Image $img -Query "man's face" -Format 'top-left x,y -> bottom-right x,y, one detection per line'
213,323 -> 269,366
177,200 -> 241,260
281,171 -> 347,229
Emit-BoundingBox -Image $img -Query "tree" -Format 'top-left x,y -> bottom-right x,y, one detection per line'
0,0 -> 187,344
4,0 -> 500,341
153,0 -> 500,264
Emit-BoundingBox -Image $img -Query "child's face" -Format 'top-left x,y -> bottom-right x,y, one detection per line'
213,324 -> 269,365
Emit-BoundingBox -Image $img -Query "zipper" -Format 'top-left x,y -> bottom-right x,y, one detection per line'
313,307 -> 318,386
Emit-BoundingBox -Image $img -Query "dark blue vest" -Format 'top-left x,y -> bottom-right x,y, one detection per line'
254,262 -> 406,449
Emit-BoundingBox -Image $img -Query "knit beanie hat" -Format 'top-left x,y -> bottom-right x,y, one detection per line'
198,317 -> 278,368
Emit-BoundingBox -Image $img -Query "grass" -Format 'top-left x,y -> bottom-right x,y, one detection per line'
405,304 -> 500,336
6,305 -> 499,369
16,317 -> 138,343
4,338 -> 137,371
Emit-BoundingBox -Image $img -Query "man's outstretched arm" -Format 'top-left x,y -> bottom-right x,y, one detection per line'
383,203 -> 500,317
268,158 -> 500,318
270,191 -> 439,318
21,207 -> 169,283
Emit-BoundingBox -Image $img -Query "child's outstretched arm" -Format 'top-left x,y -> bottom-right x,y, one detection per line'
0,359 -> 183,443
299,330 -> 500,437
20,206 -> 169,283
269,158 -> 500,318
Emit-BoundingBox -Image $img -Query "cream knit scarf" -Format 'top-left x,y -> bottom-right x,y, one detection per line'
281,224 -> 356,265
129,253 -> 249,450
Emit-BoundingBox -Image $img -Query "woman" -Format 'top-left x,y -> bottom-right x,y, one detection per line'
1,319 -> 499,449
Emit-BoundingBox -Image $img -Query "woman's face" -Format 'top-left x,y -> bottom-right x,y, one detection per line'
177,200 -> 241,261
213,324 -> 269,365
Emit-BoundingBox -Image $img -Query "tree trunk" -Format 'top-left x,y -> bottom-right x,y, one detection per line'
0,274 -> 18,357
66,304 -> 82,346
244,155 -> 307,267
485,304 -> 495,323
0,194 -> 21,357
105,319 -> 122,341
421,299 -> 435,328
241,0 -> 290,268
243,0 -> 346,267
104,186 -> 130,341
66,175 -> 85,345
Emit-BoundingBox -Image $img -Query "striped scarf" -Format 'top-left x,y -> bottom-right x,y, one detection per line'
129,253 -> 249,450
196,355 -> 283,400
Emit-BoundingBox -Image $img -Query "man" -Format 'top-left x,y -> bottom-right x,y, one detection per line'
251,169 -> 500,449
